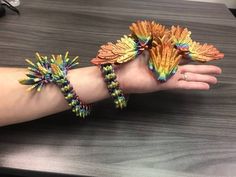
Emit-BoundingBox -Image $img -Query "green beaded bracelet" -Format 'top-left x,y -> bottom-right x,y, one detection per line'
101,64 -> 128,109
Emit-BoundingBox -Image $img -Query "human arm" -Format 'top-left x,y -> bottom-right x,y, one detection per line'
0,52 -> 221,126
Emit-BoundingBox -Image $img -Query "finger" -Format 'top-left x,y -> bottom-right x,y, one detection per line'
177,80 -> 210,90
179,72 -> 218,84
180,65 -> 222,75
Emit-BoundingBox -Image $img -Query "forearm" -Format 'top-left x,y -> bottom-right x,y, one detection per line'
0,53 -> 222,126
0,66 -> 121,126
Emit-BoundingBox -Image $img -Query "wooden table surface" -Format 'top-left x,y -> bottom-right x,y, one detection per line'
0,0 -> 236,176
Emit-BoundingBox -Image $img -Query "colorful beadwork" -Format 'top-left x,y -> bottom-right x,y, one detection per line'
19,52 -> 90,118
184,41 -> 225,62
148,43 -> 181,82
170,25 -> 192,53
101,64 -> 127,109
91,20 -> 224,82
151,21 -> 170,46
129,20 -> 153,48
19,53 -> 52,92
91,35 -> 141,65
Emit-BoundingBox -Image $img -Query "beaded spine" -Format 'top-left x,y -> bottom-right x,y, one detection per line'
50,63 -> 90,118
101,64 -> 127,109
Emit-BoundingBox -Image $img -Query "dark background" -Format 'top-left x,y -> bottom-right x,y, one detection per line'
230,9 -> 236,17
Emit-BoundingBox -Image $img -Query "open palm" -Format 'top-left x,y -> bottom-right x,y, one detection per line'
116,51 -> 222,94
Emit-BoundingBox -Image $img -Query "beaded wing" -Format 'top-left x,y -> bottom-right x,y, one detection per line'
148,43 -> 182,82
151,21 -> 170,45
184,41 -> 224,62
91,35 -> 140,65
171,25 -> 192,52
170,25 -> 224,62
129,20 -> 153,48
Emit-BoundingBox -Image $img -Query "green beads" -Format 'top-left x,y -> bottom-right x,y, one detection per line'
101,64 -> 128,109
114,96 -> 127,109
104,73 -> 116,81
107,81 -> 119,90
56,77 -> 90,118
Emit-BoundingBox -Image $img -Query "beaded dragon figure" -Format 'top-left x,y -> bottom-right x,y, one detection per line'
19,20 -> 224,117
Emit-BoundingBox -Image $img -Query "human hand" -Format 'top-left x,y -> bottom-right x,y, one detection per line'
116,51 -> 222,94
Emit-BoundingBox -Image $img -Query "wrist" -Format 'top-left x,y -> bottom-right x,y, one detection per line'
114,64 -> 131,94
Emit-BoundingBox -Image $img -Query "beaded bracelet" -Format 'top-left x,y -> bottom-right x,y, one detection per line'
101,64 -> 127,109
19,52 -> 90,118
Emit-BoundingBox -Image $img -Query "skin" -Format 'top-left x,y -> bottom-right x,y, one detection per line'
116,51 -> 221,93
0,52 -> 221,127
